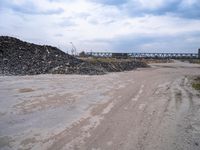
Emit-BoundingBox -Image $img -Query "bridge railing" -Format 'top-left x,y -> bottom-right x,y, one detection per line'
85,52 -> 198,59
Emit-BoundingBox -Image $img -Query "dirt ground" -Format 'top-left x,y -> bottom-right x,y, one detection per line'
0,61 -> 200,150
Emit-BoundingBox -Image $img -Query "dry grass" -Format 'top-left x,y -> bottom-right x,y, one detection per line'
80,57 -> 133,63
192,83 -> 200,90
180,59 -> 200,64
191,60 -> 200,64
18,88 -> 35,93
192,76 -> 200,90
79,57 -> 172,64
142,59 -> 173,64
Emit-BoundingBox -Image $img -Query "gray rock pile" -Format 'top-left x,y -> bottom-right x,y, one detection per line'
0,36 -> 104,75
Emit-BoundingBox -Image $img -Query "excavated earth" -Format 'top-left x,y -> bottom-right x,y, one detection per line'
0,36 -> 147,75
0,61 -> 200,150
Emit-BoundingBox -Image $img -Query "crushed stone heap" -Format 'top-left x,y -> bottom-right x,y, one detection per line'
0,36 -> 104,75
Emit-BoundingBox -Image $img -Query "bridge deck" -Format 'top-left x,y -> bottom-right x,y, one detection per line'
86,52 -> 199,58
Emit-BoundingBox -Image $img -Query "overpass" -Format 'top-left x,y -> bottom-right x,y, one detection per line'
85,51 -> 199,59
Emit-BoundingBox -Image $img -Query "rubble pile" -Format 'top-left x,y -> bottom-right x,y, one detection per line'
0,36 -> 104,75
0,36 -> 147,75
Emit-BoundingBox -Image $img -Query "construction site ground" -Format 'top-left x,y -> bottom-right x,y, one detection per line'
0,61 -> 200,150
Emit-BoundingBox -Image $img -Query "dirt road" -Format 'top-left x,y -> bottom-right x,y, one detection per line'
0,61 -> 200,150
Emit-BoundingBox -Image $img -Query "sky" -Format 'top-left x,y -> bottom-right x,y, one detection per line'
0,0 -> 200,53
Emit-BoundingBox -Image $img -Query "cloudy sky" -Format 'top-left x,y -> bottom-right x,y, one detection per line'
0,0 -> 200,53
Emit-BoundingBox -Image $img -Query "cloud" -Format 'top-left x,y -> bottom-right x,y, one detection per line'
54,33 -> 63,37
90,0 -> 200,19
177,0 -> 200,19
91,0 -> 128,5
58,18 -> 77,27
0,0 -> 64,15
86,31 -> 200,53
0,0 -> 200,53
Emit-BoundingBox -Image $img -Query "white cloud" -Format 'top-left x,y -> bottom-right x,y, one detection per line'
0,0 -> 200,53
138,0 -> 165,9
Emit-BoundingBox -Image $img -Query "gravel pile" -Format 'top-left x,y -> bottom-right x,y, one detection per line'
0,36 -> 104,75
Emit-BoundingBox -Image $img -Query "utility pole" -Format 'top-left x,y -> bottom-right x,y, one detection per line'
0,50 -> 3,74
70,42 -> 77,56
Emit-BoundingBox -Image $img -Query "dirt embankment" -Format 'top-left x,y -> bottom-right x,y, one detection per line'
0,36 -> 147,75
83,58 -> 148,72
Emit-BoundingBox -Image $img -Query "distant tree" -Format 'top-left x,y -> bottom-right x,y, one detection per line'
79,51 -> 86,57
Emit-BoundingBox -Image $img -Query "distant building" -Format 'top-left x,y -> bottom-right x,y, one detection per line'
112,53 -> 128,59
199,49 -> 200,58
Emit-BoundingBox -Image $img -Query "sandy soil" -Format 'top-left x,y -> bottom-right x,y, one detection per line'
0,61 -> 200,150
